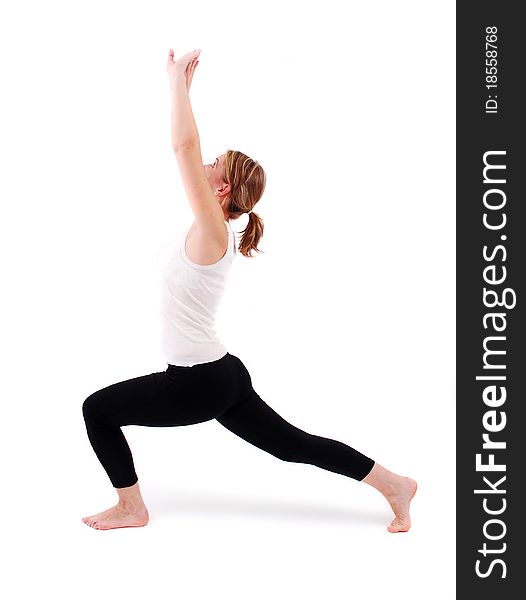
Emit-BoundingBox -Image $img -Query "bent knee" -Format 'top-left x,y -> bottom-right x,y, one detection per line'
82,390 -> 108,421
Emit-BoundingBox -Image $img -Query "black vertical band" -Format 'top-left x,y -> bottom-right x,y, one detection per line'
457,2 -> 525,596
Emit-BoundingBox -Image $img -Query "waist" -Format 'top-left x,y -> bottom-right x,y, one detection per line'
168,351 -> 231,370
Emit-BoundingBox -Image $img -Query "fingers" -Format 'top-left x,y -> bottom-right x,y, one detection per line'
186,58 -> 196,76
186,51 -> 200,67
183,49 -> 201,63
188,57 -> 199,75
168,48 -> 201,60
187,59 -> 199,89
167,48 -> 201,74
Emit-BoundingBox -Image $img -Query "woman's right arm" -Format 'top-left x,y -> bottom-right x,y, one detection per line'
167,50 -> 225,235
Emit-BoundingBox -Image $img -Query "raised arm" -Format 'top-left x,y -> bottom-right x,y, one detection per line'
166,49 -> 225,231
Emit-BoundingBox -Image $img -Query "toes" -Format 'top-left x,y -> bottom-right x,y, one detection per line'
388,518 -> 410,533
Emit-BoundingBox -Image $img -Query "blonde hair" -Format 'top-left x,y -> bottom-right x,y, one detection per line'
222,149 -> 266,258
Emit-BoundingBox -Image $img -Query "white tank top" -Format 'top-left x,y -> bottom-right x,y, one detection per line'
156,220 -> 236,366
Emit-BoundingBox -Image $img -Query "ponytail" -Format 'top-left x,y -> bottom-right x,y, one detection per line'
239,212 -> 264,258
222,149 -> 266,258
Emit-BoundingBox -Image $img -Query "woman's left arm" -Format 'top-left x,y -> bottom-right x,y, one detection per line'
168,49 -> 200,150
167,49 -> 223,226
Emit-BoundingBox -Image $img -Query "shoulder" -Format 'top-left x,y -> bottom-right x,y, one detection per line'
185,218 -> 229,266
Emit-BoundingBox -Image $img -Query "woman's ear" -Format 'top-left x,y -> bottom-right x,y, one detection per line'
218,183 -> 231,197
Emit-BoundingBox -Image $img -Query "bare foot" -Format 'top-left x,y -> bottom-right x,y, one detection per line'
384,477 -> 417,533
82,503 -> 149,530
362,463 -> 417,532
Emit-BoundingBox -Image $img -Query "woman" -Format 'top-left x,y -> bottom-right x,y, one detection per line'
81,48 -> 417,532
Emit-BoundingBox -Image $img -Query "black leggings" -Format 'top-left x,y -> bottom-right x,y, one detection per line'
82,352 -> 375,489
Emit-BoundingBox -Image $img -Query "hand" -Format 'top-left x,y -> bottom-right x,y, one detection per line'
167,48 -> 201,90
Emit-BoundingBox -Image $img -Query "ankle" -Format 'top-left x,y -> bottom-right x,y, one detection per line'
362,463 -> 400,496
380,480 -> 399,499
117,498 -> 146,513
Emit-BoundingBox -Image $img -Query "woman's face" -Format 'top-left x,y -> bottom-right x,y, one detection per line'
204,153 -> 227,192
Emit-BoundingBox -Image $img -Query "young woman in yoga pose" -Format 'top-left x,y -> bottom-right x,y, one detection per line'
81,48 -> 417,532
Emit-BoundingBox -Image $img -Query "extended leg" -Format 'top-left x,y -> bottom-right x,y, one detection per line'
216,388 -> 375,481
216,387 -> 417,532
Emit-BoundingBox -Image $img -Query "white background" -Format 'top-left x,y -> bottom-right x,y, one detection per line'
1,1 -> 455,598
